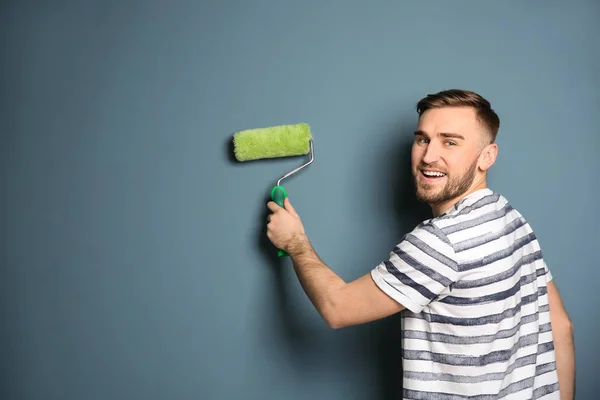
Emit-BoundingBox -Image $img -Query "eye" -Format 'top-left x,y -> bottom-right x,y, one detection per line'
416,137 -> 429,144
445,140 -> 457,146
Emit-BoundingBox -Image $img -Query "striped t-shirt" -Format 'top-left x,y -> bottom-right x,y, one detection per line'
371,188 -> 560,399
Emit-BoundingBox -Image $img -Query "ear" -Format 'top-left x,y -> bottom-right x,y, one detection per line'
478,143 -> 498,172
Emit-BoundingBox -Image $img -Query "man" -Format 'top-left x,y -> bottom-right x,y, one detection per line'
266,89 -> 575,399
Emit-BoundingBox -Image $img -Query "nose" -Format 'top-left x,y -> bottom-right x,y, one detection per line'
422,141 -> 440,165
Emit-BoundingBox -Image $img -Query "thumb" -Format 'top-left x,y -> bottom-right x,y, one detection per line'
284,197 -> 298,217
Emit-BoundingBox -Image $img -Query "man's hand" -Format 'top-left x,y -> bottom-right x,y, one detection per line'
266,198 -> 306,253
265,197 -> 405,329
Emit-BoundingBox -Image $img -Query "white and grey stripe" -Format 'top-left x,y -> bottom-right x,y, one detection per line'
370,188 -> 559,399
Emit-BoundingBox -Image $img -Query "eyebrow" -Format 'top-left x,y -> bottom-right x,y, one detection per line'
414,130 -> 466,140
440,132 -> 466,140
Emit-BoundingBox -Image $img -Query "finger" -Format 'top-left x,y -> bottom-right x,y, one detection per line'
284,198 -> 298,217
266,201 -> 281,212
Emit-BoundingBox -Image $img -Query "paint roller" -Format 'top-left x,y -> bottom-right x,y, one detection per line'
233,123 -> 314,257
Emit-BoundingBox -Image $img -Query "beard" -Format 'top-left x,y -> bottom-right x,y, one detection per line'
413,158 -> 478,206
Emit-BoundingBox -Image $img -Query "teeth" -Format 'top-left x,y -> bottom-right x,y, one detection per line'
423,171 -> 446,177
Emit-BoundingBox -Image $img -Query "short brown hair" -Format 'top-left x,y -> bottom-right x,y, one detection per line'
416,89 -> 500,143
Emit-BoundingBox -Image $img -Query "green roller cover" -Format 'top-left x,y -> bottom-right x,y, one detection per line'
233,123 -> 312,161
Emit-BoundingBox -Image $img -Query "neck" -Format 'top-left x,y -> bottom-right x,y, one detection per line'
431,178 -> 488,217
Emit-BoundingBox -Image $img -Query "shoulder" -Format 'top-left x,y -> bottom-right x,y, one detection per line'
430,188 -> 518,242
401,220 -> 457,270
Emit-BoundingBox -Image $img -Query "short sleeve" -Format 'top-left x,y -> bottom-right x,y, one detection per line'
370,222 -> 459,314
542,259 -> 553,283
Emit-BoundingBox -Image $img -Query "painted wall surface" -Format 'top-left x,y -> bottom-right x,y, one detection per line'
2,1 -> 598,399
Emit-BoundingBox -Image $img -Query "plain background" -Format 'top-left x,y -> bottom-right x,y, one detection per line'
2,1 -> 598,399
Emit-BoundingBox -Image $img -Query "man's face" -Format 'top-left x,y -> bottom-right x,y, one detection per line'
411,107 -> 487,208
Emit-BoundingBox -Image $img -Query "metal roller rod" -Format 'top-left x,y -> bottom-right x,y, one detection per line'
276,139 -> 314,187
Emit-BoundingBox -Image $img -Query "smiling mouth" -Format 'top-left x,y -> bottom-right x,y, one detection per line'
421,170 -> 447,179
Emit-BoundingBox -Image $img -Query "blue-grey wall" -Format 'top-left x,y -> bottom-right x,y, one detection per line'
2,1 -> 598,399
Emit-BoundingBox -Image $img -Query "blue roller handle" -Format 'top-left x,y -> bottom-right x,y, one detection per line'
270,185 -> 289,257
